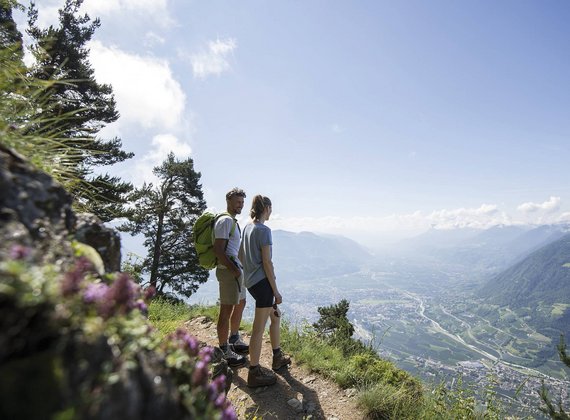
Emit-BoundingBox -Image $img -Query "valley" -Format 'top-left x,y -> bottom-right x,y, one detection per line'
277,268 -> 570,418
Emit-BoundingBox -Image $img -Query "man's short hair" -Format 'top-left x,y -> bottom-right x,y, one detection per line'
226,187 -> 246,200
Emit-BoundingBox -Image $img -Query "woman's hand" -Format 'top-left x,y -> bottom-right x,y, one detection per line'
274,290 -> 282,305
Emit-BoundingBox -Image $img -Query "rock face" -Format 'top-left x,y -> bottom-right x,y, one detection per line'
75,213 -> 122,272
0,144 -> 75,262
0,145 -> 122,270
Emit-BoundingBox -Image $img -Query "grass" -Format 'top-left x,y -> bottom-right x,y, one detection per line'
148,298 -> 223,337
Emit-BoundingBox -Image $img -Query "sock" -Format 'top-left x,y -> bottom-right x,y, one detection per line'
249,365 -> 258,370
220,343 -> 228,352
272,347 -> 280,356
229,333 -> 239,343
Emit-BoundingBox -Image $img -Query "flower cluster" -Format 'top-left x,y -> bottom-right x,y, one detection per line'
3,244 -> 236,419
168,328 -> 237,420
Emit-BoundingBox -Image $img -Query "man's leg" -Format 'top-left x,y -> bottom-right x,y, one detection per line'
217,303 -> 234,347
230,298 -> 246,336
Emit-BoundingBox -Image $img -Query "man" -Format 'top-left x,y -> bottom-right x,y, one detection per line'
213,187 -> 249,367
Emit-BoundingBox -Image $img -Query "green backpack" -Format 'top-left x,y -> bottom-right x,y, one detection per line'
193,211 -> 238,269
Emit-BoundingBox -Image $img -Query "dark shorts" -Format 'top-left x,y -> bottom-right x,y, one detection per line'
248,278 -> 274,308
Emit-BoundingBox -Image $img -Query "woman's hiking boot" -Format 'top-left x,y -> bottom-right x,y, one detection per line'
272,349 -> 291,371
247,365 -> 277,388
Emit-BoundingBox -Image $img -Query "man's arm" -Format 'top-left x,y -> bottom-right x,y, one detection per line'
213,238 -> 241,278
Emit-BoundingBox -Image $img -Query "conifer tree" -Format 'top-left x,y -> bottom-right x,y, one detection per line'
25,0 -> 133,221
119,153 -> 209,297
0,0 -> 24,61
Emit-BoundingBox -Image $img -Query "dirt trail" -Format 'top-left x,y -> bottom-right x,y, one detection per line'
184,317 -> 366,420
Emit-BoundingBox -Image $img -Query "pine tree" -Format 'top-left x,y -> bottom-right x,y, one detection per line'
119,153 -> 209,297
0,0 -> 24,60
25,0 -> 133,221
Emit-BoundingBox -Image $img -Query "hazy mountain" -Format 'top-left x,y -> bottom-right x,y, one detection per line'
479,233 -> 570,307
272,230 -> 373,280
478,233 -> 570,341
393,224 -> 570,280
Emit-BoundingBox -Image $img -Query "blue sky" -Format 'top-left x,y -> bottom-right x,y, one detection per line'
18,0 -> 570,248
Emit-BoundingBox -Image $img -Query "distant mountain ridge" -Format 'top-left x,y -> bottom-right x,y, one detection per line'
479,233 -> 570,308
395,223 -> 570,278
478,233 -> 570,341
272,230 -> 373,280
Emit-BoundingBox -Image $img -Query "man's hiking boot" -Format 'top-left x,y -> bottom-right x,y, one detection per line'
247,365 -> 277,388
272,349 -> 291,371
223,345 -> 247,368
229,333 -> 249,354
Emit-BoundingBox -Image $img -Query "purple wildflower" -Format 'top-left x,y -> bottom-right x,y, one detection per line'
10,244 -> 31,260
104,272 -> 139,315
222,405 -> 237,420
208,375 -> 227,401
214,393 -> 226,408
61,257 -> 94,297
84,283 -> 109,304
175,329 -> 200,356
191,360 -> 209,386
135,299 -> 148,316
199,346 -> 214,363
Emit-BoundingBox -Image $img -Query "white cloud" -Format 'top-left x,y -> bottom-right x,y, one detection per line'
88,41 -> 186,130
427,204 -> 506,229
517,196 -> 561,213
267,204 -> 516,246
181,38 -> 237,79
131,134 -> 192,185
82,0 -> 172,25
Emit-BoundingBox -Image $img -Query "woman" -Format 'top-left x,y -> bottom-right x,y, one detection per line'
239,195 -> 291,388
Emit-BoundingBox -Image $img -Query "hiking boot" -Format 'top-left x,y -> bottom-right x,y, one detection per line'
247,365 -> 277,388
229,333 -> 249,354
223,345 -> 247,368
272,349 -> 291,371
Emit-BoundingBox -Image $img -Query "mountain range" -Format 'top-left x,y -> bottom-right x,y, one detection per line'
394,223 -> 570,278
272,230 -> 373,280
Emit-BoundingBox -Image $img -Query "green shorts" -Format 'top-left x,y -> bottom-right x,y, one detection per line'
216,267 -> 246,305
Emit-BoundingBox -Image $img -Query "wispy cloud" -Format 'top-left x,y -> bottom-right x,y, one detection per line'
517,196 -> 561,213
180,38 -> 237,79
88,41 -> 186,131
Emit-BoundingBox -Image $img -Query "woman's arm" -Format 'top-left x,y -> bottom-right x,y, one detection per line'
261,244 -> 282,304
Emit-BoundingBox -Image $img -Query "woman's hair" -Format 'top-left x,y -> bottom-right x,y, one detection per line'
250,195 -> 272,220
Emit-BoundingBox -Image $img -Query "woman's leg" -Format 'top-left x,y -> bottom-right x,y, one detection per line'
249,306 -> 271,366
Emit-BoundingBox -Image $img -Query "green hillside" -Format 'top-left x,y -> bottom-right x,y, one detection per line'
478,233 -> 570,341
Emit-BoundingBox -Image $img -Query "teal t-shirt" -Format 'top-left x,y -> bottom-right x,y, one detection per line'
241,222 -> 272,288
